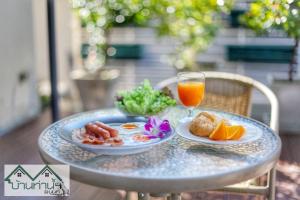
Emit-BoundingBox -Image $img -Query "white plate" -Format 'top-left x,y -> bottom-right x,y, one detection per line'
60,115 -> 175,155
176,116 -> 262,145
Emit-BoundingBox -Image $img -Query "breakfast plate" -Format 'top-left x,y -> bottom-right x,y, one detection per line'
60,115 -> 175,155
176,113 -> 263,145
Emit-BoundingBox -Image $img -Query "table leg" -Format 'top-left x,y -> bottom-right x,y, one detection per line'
150,193 -> 168,198
138,192 -> 150,200
126,191 -> 138,200
167,193 -> 181,200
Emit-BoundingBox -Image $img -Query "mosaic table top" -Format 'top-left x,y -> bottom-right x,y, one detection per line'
38,107 -> 281,193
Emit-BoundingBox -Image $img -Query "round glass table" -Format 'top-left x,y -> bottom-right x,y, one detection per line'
38,107 -> 281,199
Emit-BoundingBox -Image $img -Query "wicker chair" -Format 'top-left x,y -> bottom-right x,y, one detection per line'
155,71 -> 279,200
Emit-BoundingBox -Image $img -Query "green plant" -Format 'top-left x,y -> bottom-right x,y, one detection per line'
241,0 -> 300,81
72,0 -> 232,71
73,0 -> 150,28
115,79 -> 176,115
148,0 -> 232,70
73,0 -> 151,72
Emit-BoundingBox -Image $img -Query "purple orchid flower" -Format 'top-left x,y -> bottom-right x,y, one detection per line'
144,117 -> 171,139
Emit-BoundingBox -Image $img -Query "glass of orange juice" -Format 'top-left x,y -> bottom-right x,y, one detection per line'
177,72 -> 205,119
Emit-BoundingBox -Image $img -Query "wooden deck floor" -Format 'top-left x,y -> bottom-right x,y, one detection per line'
0,110 -> 299,200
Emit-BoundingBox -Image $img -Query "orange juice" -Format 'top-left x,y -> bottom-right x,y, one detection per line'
177,82 -> 205,107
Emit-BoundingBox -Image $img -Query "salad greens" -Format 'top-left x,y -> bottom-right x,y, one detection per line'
115,80 -> 176,116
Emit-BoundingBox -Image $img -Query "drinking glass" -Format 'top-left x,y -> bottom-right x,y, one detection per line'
177,72 -> 205,120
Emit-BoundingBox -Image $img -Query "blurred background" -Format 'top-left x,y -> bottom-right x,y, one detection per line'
1,0 -> 299,134
0,0 -> 299,199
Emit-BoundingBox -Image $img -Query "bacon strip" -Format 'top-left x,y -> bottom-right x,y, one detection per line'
82,137 -> 105,145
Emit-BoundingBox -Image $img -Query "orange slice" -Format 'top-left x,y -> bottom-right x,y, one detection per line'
209,120 -> 227,140
226,125 -> 245,140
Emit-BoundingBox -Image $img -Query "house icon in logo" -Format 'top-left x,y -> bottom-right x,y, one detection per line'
5,165 -> 69,196
4,165 -> 33,186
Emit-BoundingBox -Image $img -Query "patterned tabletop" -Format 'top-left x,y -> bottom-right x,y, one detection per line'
38,107 -> 281,193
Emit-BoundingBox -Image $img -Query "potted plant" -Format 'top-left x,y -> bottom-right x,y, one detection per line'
71,0 -> 152,110
73,0 -> 151,62
241,0 -> 300,133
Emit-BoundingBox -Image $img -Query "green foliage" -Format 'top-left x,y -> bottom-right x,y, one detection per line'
148,0 -> 232,70
73,0 -> 151,28
241,0 -> 300,39
40,95 -> 51,111
115,79 -> 176,115
149,0 -> 232,50
241,0 -> 300,81
72,0 -> 232,70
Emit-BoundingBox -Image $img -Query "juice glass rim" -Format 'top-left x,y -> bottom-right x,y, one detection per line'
177,72 -> 205,81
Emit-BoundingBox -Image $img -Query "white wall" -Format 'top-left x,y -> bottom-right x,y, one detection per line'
32,0 -> 49,82
0,0 -> 74,135
0,0 -> 40,135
